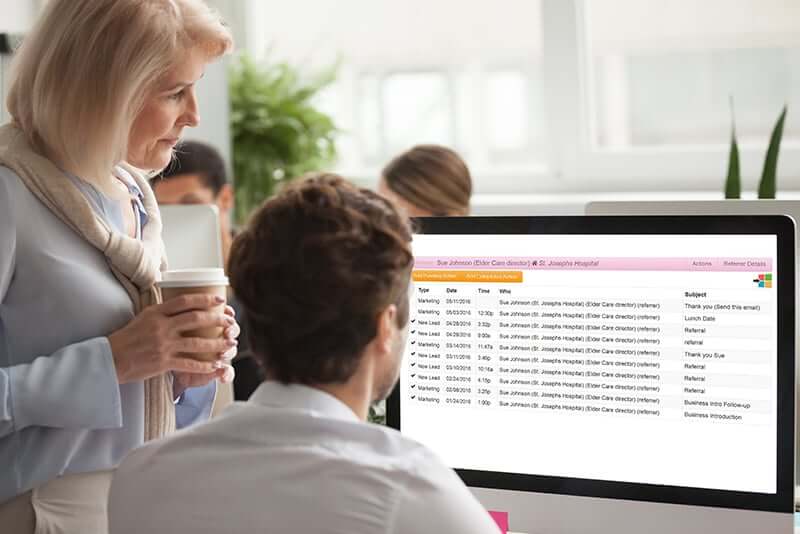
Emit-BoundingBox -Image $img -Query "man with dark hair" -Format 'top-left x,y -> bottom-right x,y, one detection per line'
150,140 -> 264,401
108,174 -> 497,534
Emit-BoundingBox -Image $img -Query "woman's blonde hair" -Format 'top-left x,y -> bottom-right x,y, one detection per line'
6,0 -> 232,183
381,145 -> 472,216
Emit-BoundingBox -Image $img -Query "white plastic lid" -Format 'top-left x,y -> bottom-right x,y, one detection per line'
157,268 -> 228,288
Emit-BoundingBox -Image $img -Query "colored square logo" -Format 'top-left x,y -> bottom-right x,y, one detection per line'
753,273 -> 773,288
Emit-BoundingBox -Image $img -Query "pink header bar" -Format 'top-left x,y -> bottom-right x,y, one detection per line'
413,257 -> 772,272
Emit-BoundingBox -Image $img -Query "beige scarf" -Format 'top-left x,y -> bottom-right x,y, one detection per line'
0,123 -> 175,441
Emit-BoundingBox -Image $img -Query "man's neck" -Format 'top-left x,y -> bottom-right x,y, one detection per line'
313,358 -> 375,421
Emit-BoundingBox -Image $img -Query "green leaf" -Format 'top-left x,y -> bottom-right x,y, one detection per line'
724,96 -> 741,199
229,52 -> 339,223
725,129 -> 741,199
757,105 -> 787,199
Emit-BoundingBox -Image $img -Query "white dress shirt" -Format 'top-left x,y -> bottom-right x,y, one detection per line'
108,381 -> 499,534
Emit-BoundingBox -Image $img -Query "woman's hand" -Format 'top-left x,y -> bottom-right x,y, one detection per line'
172,305 -> 240,398
108,294 -> 237,384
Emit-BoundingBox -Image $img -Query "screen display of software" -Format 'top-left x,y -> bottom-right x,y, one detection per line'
399,233 -> 778,494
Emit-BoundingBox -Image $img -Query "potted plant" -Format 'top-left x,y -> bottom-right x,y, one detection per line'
229,54 -> 339,223
725,104 -> 787,199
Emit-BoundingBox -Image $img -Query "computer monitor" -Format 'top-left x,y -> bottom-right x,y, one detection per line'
159,204 -> 224,270
587,200 -> 800,489
387,215 -> 795,534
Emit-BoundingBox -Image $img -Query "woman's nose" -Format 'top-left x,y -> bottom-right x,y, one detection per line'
182,89 -> 200,127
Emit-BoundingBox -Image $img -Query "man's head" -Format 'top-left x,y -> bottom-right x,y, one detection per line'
150,140 -> 233,215
228,174 -> 414,407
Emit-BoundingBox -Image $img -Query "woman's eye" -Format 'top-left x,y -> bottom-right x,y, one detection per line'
169,90 -> 185,101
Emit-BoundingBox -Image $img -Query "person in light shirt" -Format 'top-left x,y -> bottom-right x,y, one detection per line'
108,174 -> 499,534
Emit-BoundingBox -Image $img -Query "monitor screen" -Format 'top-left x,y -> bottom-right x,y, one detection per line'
388,216 -> 794,513
160,204 -> 223,270
586,201 -> 800,490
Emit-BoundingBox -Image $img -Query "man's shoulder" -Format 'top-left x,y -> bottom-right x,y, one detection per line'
111,426 -> 185,482
114,406 -> 447,484
108,408 -> 496,534
358,422 -> 445,472
370,426 -> 497,533
112,411 -> 230,483
108,418 -> 236,530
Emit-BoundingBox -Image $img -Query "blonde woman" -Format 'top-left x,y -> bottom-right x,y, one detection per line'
378,144 -> 472,217
0,1 -> 237,532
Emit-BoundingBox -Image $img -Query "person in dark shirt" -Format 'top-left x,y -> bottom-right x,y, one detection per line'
151,141 -> 264,401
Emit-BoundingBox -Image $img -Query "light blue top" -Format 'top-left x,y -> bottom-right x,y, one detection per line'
0,165 -> 215,503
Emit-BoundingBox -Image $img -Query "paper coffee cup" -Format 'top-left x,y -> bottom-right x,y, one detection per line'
158,268 -> 229,362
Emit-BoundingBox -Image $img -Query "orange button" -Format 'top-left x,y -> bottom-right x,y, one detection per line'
412,270 -> 523,283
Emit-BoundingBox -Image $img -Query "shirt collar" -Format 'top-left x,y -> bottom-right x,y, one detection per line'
248,381 -> 360,423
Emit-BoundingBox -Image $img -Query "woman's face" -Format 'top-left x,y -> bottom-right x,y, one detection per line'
127,48 -> 206,171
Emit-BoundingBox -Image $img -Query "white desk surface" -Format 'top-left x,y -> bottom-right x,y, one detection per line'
501,514 -> 799,533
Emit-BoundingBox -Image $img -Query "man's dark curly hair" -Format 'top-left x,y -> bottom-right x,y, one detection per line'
228,173 -> 413,385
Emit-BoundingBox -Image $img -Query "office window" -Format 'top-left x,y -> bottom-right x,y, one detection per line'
248,0 -> 546,178
381,72 -> 455,155
586,0 -> 800,148
485,69 -> 546,160
355,74 -> 383,162
245,0 -> 800,192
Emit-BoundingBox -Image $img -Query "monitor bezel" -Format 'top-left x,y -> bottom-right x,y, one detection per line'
386,215 -> 795,513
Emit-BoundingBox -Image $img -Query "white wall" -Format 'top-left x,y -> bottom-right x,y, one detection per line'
0,0 -> 36,124
589,0 -> 800,53
0,0 -> 37,33
247,0 -> 542,68
185,58 -> 232,169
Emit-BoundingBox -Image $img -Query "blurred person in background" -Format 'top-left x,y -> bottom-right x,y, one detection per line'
372,144 -> 472,423
378,144 -> 472,217
0,1 -> 236,531
152,141 -> 235,263
152,140 -> 263,403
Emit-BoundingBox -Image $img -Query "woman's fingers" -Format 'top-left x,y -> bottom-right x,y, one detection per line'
218,345 -> 237,363
158,294 -> 224,316
168,356 -> 219,375
223,321 -> 241,341
174,336 -> 236,355
219,363 -> 235,384
171,310 -> 234,333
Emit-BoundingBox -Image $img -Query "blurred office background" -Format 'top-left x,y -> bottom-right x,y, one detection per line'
1,0 -> 799,215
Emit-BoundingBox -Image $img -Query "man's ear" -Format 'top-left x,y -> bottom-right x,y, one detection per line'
216,183 -> 234,213
375,304 -> 398,356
